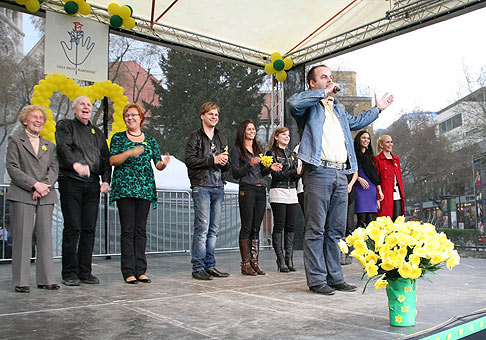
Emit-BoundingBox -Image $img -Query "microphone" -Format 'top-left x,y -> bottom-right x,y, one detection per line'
334,86 -> 341,93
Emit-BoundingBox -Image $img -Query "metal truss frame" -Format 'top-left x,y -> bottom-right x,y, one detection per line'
2,0 -> 485,69
289,0 -> 486,66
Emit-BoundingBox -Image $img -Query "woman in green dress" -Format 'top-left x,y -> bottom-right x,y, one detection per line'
110,103 -> 170,284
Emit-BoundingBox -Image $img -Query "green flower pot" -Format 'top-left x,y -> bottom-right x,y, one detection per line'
386,278 -> 416,326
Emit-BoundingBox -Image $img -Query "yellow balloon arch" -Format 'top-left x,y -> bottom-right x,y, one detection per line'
30,73 -> 129,146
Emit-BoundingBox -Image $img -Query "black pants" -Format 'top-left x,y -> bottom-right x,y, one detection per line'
356,213 -> 375,229
58,176 -> 100,279
238,184 -> 266,240
393,200 -> 403,221
298,192 -> 305,214
117,198 -> 151,280
270,203 -> 298,234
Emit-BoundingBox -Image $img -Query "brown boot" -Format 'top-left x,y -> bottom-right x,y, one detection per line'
239,240 -> 257,276
250,239 -> 265,275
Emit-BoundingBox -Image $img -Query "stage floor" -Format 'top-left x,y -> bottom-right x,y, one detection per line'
0,250 -> 484,340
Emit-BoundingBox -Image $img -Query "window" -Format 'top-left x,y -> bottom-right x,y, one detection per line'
439,113 -> 462,133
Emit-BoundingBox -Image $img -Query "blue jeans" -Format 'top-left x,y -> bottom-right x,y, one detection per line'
191,186 -> 224,272
303,165 -> 348,288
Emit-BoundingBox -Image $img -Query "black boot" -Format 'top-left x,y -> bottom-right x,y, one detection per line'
250,239 -> 265,275
239,240 -> 257,276
272,232 -> 289,272
284,231 -> 296,272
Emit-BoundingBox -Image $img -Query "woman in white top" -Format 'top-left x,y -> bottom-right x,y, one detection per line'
266,127 -> 302,272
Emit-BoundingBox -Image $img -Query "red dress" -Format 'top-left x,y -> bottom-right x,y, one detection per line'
375,152 -> 405,218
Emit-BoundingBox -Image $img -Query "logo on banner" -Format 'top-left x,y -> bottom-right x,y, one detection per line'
45,12 -> 108,82
60,22 -> 95,75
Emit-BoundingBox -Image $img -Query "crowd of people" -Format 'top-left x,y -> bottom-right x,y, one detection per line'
6,64 -> 400,295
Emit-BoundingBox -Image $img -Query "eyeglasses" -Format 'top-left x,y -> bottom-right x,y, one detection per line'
124,113 -> 139,118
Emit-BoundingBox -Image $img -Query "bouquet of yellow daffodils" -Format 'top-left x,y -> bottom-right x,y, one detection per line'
339,216 -> 460,292
259,153 -> 273,167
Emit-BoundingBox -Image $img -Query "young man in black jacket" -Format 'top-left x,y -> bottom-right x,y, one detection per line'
185,102 -> 230,280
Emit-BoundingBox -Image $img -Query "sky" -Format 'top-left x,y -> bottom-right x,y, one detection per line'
325,7 -> 486,129
22,7 -> 486,129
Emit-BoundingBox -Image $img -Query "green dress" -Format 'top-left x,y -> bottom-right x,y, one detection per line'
109,132 -> 162,209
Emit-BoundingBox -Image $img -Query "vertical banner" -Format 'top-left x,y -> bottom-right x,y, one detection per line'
45,11 -> 108,82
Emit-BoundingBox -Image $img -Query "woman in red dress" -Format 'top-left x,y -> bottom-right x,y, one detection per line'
375,135 -> 405,220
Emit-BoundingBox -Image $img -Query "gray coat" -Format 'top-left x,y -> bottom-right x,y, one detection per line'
6,129 -> 59,205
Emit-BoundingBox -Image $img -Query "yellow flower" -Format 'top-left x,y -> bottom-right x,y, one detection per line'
259,153 -> 273,167
409,254 -> 421,267
350,250 -> 366,267
430,254 -> 443,265
366,225 -> 381,242
353,239 -> 367,254
224,145 -> 228,152
397,295 -> 406,303
398,263 -> 413,278
410,267 -> 422,279
41,145 -> 47,151
142,141 -> 147,145
91,128 -> 95,134
365,262 -> 378,277
395,314 -> 403,324
446,254 -> 460,270
401,306 -> 409,313
365,252 -> 378,264
403,286 -> 412,293
338,239 -> 349,254
375,279 -> 388,290
380,261 -> 395,271
394,216 -> 406,224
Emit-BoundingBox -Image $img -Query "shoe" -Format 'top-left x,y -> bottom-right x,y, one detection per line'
284,231 -> 297,272
250,239 -> 265,275
239,240 -> 257,276
79,274 -> 100,284
62,277 -> 80,286
192,269 -> 213,280
37,284 -> 60,290
125,276 -> 138,284
329,282 -> 357,292
207,268 -> 230,278
309,284 -> 335,295
15,286 -> 30,293
137,275 -> 151,283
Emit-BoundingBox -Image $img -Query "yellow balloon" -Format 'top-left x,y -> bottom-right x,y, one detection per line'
271,52 -> 282,62
275,70 -> 287,82
73,0 -> 83,5
79,3 -> 91,15
123,17 -> 136,30
15,0 -> 27,5
25,0 -> 40,11
264,63 -> 276,75
283,58 -> 293,70
119,6 -> 131,19
107,2 -> 120,15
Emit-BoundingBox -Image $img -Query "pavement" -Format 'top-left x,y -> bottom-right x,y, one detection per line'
0,250 -> 485,340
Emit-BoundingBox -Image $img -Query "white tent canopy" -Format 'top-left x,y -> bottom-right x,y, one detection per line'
8,0 -> 485,68
153,156 -> 239,193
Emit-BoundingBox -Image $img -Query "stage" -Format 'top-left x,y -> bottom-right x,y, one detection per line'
0,251 -> 484,339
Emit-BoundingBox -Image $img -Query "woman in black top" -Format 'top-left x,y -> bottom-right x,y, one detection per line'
266,127 -> 302,272
353,130 -> 383,228
230,119 -> 281,276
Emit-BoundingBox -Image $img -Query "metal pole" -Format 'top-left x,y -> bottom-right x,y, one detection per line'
103,96 -> 110,258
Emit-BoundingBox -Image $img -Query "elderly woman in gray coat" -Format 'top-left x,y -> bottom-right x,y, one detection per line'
6,105 -> 59,293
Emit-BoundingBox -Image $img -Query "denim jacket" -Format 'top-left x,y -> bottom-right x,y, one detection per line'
288,89 -> 380,174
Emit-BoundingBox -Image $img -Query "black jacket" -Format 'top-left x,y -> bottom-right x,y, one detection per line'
266,147 -> 300,189
185,127 -> 230,187
55,118 -> 111,183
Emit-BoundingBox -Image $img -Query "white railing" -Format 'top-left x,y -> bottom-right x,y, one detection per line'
0,185 -> 273,262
